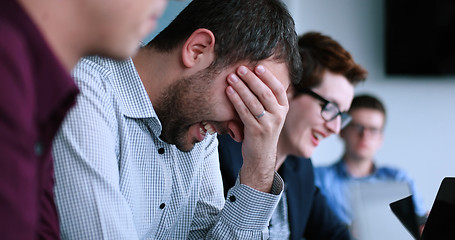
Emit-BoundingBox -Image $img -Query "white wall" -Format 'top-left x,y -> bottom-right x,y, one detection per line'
284,0 -> 455,211
143,1 -> 190,44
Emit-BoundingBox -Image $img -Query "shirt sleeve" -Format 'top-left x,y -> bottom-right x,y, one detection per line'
0,28 -> 38,240
52,59 -> 139,240
212,173 -> 283,239
189,135 -> 284,239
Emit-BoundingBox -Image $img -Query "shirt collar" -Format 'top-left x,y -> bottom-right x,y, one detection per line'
105,58 -> 158,119
102,57 -> 163,136
337,158 -> 378,179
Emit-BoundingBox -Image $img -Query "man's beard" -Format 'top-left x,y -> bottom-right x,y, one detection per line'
154,67 -> 218,152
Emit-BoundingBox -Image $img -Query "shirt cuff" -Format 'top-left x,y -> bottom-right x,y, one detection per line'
222,172 -> 284,230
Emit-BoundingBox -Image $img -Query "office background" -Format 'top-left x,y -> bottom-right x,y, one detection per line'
285,0 -> 455,213
147,0 -> 455,213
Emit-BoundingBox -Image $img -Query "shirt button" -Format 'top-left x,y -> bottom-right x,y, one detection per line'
159,203 -> 166,209
34,141 -> 43,156
158,148 -> 165,154
229,195 -> 236,202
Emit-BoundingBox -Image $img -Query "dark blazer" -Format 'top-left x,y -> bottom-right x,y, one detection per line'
218,134 -> 351,240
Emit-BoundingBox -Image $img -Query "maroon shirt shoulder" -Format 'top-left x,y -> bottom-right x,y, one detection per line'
0,0 -> 79,239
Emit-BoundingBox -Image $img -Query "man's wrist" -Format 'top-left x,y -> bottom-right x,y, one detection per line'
239,166 -> 275,193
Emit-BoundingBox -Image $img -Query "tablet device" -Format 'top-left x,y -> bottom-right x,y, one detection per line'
390,195 -> 420,239
421,177 -> 455,240
350,181 -> 413,240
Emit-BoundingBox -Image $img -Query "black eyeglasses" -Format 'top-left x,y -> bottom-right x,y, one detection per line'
301,89 -> 352,129
347,123 -> 383,136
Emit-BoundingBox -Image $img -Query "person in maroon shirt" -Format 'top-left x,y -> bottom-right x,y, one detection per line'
0,0 -> 167,239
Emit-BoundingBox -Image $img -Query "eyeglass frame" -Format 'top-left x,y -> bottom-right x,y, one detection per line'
345,122 -> 383,136
300,89 -> 352,129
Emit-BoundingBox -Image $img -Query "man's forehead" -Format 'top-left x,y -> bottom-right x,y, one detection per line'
351,109 -> 385,124
351,108 -> 384,116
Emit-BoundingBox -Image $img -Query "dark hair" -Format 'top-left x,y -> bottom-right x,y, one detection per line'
147,0 -> 302,84
293,32 -> 368,94
349,94 -> 386,118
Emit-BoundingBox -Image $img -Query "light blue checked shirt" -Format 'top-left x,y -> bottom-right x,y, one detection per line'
52,56 -> 283,239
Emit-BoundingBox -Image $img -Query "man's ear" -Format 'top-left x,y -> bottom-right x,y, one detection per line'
181,28 -> 215,68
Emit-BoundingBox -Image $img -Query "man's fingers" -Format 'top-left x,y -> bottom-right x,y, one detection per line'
227,73 -> 266,122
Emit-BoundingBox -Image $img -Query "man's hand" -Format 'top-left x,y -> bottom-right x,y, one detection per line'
225,64 -> 289,193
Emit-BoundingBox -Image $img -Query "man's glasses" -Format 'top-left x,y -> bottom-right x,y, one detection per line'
347,123 -> 383,136
301,89 -> 352,129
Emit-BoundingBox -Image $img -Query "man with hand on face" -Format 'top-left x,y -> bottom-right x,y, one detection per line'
52,0 -> 302,239
219,32 -> 368,240
0,0 -> 167,239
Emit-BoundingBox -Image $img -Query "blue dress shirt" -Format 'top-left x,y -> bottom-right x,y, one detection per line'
314,159 -> 427,225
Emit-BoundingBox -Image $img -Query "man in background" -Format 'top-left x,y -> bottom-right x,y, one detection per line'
315,94 -> 427,226
0,0 -> 167,239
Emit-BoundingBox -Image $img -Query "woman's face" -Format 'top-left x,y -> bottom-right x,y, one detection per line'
280,70 -> 354,158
